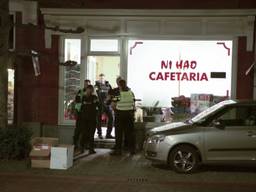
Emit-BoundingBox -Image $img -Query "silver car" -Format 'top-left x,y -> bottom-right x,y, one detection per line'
144,100 -> 256,173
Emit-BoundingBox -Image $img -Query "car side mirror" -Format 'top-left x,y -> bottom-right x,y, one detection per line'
213,120 -> 225,129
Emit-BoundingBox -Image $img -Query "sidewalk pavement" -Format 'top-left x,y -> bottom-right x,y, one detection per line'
1,149 -> 256,192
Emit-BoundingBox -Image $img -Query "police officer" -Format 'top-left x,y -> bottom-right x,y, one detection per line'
73,79 -> 91,150
107,76 -> 129,149
79,85 -> 99,154
79,79 -> 90,93
95,73 -> 114,139
110,79 -> 136,156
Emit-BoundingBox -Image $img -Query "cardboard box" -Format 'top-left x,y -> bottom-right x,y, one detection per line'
31,160 -> 50,168
30,148 -> 50,168
30,137 -> 59,168
50,145 -> 74,170
31,137 -> 59,146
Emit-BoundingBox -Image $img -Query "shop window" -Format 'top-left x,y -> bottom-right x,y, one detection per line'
90,39 -> 119,52
63,39 -> 81,121
127,40 -> 233,111
64,39 -> 81,64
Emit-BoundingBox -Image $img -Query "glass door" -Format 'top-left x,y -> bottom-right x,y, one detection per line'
87,56 -> 120,86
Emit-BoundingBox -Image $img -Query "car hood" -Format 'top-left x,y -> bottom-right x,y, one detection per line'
149,122 -> 193,135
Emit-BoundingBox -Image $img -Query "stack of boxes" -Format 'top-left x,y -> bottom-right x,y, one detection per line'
30,137 -> 74,170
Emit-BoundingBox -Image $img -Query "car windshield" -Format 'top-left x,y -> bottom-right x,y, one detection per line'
188,100 -> 236,123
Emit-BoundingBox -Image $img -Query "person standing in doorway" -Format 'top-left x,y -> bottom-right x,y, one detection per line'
77,79 -> 91,99
73,79 -> 91,150
106,76 -> 125,149
95,73 -> 114,139
111,79 -> 136,156
79,85 -> 99,154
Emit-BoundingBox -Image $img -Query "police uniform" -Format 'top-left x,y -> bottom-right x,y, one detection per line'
95,80 -> 113,138
79,94 -> 99,153
113,88 -> 136,154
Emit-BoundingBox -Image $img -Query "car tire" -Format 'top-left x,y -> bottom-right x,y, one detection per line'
169,145 -> 200,174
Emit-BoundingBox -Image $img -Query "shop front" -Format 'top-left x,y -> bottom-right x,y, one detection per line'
8,2 -> 256,143
39,9 -> 255,127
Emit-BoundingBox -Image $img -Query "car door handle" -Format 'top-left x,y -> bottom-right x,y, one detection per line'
247,131 -> 256,137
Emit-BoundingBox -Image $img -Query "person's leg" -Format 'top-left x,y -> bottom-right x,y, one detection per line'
111,111 -> 123,155
105,106 -> 114,138
79,128 -> 87,153
88,121 -> 96,154
73,114 -> 81,148
96,105 -> 103,138
78,113 -> 86,153
111,110 -> 117,149
124,111 -> 136,154
123,131 -> 129,151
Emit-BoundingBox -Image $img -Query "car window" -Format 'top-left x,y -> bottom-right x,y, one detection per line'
215,106 -> 256,127
191,100 -> 236,123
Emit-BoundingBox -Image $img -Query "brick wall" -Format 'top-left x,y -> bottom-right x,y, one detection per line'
236,37 -> 254,99
15,13 -> 59,125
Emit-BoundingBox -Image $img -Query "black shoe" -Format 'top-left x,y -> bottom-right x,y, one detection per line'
98,135 -> 103,139
110,150 -> 122,156
106,135 -> 115,139
89,150 -> 96,154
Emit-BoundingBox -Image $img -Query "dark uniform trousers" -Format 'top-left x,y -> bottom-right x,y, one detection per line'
95,80 -> 112,137
115,110 -> 135,153
97,104 -> 113,136
73,110 -> 81,148
80,119 -> 96,151
79,95 -> 98,151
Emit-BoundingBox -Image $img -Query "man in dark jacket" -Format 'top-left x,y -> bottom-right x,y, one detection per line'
80,85 -> 99,154
73,79 -> 91,150
95,73 -> 114,139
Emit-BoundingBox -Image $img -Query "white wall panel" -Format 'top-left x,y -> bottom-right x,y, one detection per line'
42,9 -> 255,51
87,20 -> 121,34
126,20 -> 160,34
163,20 -> 202,35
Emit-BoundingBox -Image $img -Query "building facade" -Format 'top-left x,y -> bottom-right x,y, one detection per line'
8,0 -> 256,142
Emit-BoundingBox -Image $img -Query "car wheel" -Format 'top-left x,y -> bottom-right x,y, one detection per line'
169,145 -> 199,173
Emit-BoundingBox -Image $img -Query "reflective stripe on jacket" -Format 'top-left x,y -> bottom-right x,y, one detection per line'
116,90 -> 135,111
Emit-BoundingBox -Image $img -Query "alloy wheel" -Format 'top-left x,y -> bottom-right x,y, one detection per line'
170,145 -> 199,173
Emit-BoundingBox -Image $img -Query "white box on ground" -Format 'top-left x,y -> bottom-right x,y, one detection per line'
50,145 -> 74,170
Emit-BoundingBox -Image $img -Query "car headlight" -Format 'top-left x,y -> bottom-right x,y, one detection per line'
148,135 -> 165,144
